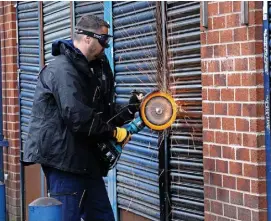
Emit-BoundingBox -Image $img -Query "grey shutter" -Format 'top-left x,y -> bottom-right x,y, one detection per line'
167,2 -> 204,221
17,1 -> 40,147
43,1 -> 71,64
113,2 -> 160,220
74,1 -> 104,24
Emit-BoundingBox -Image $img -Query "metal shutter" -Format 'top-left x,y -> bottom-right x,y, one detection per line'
17,1 -> 40,150
43,1 -> 71,64
167,2 -> 204,221
74,1 -> 104,24
113,2 -> 160,220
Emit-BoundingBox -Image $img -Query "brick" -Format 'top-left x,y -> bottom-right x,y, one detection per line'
250,118 -> 264,133
210,173 -> 222,186
250,149 -> 266,163
223,146 -> 235,159
214,45 -> 226,58
219,1 -> 232,14
249,88 -> 264,102
204,213 -> 216,221
256,56 -> 263,70
208,2 -> 218,16
227,43 -> 240,56
237,177 -> 250,192
234,27 -> 248,41
201,46 -> 213,58
204,171 -> 210,184
249,26 -> 263,41
221,89 -> 234,101
222,117 -> 234,130
249,1 -> 263,10
210,145 -> 221,158
224,204 -> 237,219
223,175 -> 236,189
215,103 -> 227,115
216,159 -> 228,173
205,199 -> 210,212
207,31 -> 219,44
202,88 -> 207,100
229,161 -> 242,175
221,59 -> 234,72
217,217 -> 230,221
230,191 -> 243,205
201,32 -> 207,45
235,118 -> 249,132
251,180 -> 267,194
244,194 -> 259,208
228,132 -> 242,146
243,104 -> 257,117
227,74 -> 241,86
241,73 -> 255,86
243,133 -> 257,148
249,11 -> 263,25
202,74 -> 214,86
203,116 -> 208,129
208,60 -> 220,72
220,29 -> 233,43
208,89 -> 220,101
238,207 -> 251,221
233,1 -> 241,12
215,132 -> 228,145
202,102 -> 214,115
204,158 -> 216,171
205,186 -> 216,200
244,163 -> 266,178
214,74 -> 226,86
252,210 -> 268,221
236,147 -> 250,161
217,188 -> 229,202
226,13 -> 240,28
213,16 -> 226,29
204,131 -> 215,143
209,117 -> 221,129
211,200 -> 223,215
235,58 -> 248,71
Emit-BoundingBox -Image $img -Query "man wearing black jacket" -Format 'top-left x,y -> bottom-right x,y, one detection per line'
23,15 -> 141,221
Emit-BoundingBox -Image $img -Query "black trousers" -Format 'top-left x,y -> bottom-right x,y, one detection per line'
42,166 -> 115,221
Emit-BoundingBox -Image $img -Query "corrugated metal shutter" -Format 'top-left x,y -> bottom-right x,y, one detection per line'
43,1 -> 71,64
74,1 -> 104,24
167,2 -> 204,221
113,2 -> 160,220
17,1 -> 40,148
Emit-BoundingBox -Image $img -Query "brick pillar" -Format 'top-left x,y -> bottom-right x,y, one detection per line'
0,1 -> 20,221
201,2 -> 267,221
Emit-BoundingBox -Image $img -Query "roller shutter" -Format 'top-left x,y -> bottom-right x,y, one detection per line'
113,2 -> 160,220
167,2 -> 204,221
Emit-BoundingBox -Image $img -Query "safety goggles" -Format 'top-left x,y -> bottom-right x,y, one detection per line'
75,28 -> 112,48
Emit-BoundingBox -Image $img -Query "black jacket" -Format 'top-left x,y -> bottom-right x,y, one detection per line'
22,40 -> 133,177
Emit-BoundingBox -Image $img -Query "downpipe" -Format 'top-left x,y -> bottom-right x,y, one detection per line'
263,1 -> 271,220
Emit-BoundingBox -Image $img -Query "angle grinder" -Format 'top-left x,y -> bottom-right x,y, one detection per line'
97,91 -> 177,174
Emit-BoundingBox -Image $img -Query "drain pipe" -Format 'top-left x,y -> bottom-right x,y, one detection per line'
263,1 -> 271,220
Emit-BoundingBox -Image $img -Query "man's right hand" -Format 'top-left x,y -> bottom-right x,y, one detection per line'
114,127 -> 131,147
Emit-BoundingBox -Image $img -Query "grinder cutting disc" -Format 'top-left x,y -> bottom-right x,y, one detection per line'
140,91 -> 177,131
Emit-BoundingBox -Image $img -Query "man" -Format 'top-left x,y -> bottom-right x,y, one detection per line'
23,15 -> 142,221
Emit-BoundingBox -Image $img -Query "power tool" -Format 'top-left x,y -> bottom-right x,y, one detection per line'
97,91 -> 177,173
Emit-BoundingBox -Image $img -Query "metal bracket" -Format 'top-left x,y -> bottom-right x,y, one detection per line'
202,1 -> 208,28
241,1 -> 249,25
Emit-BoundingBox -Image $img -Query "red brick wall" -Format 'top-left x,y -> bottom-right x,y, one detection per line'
201,1 -> 266,221
0,1 -> 20,221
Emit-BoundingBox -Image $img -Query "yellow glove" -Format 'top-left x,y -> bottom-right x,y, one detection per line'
114,127 -> 131,147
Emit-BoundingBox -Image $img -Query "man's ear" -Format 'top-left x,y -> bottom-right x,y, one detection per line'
84,35 -> 91,44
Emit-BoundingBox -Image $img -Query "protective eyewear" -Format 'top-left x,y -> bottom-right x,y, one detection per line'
75,28 -> 112,48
